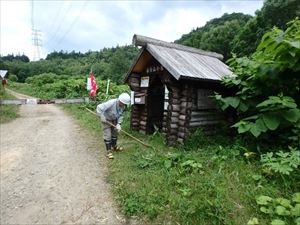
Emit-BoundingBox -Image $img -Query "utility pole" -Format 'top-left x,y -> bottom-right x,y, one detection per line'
31,0 -> 42,61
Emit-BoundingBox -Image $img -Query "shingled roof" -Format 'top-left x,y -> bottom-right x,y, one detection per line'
125,34 -> 233,82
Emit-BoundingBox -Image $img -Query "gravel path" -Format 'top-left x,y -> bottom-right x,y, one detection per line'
0,91 -> 130,224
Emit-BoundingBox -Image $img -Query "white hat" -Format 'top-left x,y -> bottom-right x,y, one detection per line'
118,93 -> 130,105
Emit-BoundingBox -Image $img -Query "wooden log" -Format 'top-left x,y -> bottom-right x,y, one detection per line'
168,129 -> 177,135
178,132 -> 186,138
168,98 -> 180,105
140,116 -> 147,121
170,124 -> 178,129
189,120 -> 220,127
168,104 -> 180,112
170,117 -> 179,123
139,130 -> 146,134
178,120 -> 186,127
177,138 -> 184,143
140,125 -> 147,131
170,92 -> 180,98
180,108 -> 191,114
167,135 -> 177,141
140,121 -> 147,126
168,111 -> 179,117
179,115 -> 186,120
180,101 -> 188,108
178,127 -> 188,133
190,117 -> 222,123
191,110 -> 218,116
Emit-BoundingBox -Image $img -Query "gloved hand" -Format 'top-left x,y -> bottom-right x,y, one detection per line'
116,124 -> 121,132
100,115 -> 107,123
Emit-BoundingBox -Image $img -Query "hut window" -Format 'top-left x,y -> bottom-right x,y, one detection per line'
197,89 -> 215,109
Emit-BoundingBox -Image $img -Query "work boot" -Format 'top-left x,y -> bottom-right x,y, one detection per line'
104,140 -> 114,159
111,138 -> 123,151
106,150 -> 114,159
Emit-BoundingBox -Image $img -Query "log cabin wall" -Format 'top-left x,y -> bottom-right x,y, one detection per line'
188,82 -> 225,134
128,71 -> 226,144
127,73 -> 147,133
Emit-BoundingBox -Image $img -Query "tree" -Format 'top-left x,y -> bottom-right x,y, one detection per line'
215,19 -> 300,146
231,0 -> 300,56
175,13 -> 252,60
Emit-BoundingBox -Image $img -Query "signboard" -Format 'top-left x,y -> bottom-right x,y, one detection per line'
140,76 -> 149,87
131,91 -> 134,105
164,86 -> 169,110
87,78 -> 91,91
0,70 -> 8,78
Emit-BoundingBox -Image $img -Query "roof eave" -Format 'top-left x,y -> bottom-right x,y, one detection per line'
123,47 -> 144,83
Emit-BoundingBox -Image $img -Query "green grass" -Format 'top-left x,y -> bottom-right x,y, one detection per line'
61,103 -> 299,225
8,81 -> 36,97
0,86 -> 19,123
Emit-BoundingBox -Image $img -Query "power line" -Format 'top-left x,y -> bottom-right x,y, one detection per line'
54,1 -> 89,50
47,1 -> 73,48
46,1 -> 64,37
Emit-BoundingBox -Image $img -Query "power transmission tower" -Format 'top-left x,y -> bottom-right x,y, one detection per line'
31,0 -> 42,61
32,29 -> 42,61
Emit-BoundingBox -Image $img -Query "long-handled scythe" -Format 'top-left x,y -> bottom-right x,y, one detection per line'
85,107 -> 152,149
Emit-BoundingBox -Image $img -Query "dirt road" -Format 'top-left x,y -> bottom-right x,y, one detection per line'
0,92 -> 129,224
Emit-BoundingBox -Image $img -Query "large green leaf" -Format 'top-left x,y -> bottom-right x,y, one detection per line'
255,118 -> 268,133
292,204 -> 300,217
284,40 -> 300,49
271,219 -> 285,225
247,217 -> 259,225
256,195 -> 273,205
263,114 -> 280,130
225,96 -> 240,108
282,109 -> 300,123
276,198 -> 292,208
275,205 -> 290,216
237,122 -> 251,133
260,206 -> 272,214
250,125 -> 261,137
293,193 -> 300,203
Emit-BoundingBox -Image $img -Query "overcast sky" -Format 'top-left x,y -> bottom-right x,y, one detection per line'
0,0 -> 263,61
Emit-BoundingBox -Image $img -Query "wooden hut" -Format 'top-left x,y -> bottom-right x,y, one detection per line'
125,34 -> 233,145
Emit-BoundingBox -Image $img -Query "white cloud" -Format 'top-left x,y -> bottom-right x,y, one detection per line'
0,0 -> 264,61
145,9 -> 207,42
0,1 -> 33,58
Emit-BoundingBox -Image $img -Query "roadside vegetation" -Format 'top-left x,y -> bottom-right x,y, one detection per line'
0,85 -> 19,123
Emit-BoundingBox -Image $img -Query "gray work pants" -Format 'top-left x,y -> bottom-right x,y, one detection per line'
102,120 -> 118,141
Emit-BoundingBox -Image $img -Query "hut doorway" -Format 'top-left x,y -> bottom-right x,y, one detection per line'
147,75 -> 164,133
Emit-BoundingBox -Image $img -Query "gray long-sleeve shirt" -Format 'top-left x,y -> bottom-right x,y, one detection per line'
96,99 -> 124,124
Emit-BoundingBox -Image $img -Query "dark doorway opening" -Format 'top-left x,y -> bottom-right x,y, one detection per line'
147,75 -> 164,134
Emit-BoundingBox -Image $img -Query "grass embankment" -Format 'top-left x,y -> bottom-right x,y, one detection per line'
62,103 -> 299,225
0,85 -> 19,123
7,82 -> 37,97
